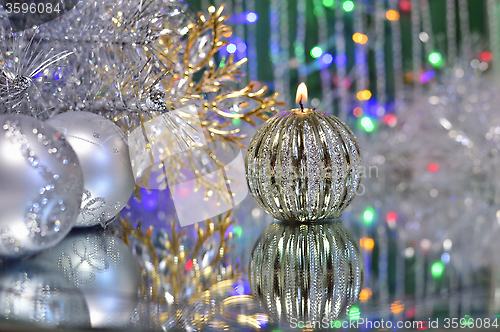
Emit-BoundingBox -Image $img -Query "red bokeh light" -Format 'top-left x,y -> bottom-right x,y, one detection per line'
383,114 -> 397,127
387,211 -> 397,223
399,0 -> 412,12
428,164 -> 439,173
480,51 -> 493,62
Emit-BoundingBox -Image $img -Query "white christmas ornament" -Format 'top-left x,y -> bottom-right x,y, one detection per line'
46,112 -> 135,227
0,115 -> 83,257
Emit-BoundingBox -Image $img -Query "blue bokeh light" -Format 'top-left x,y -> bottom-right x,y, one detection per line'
335,53 -> 347,66
246,12 -> 259,23
227,43 -> 237,54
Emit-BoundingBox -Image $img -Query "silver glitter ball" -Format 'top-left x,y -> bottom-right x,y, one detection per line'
46,112 -> 135,227
0,115 -> 83,257
249,220 -> 364,324
0,263 -> 91,328
34,229 -> 142,328
245,109 -> 362,222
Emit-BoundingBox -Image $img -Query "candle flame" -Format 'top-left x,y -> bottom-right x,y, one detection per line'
296,82 -> 308,106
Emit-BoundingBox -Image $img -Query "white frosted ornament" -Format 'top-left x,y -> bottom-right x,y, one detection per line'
0,115 -> 83,257
46,112 -> 135,227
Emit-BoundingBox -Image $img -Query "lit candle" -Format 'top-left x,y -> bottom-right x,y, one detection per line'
296,82 -> 308,111
245,83 -> 363,223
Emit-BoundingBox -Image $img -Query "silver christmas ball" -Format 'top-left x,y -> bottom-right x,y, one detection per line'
0,263 -> 91,328
245,109 -> 362,222
46,112 -> 135,227
249,220 -> 364,324
0,115 -> 83,257
34,229 -> 142,328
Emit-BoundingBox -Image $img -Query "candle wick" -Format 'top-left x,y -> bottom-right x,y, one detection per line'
299,97 -> 304,111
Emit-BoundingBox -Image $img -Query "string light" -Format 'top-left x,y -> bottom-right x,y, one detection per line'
480,51 -> 493,62
357,90 -> 372,100
233,225 -> 243,237
363,206 -> 375,223
352,32 -> 368,44
310,46 -> 323,58
360,237 -> 375,251
185,258 -> 193,271
428,52 -> 444,68
431,261 -> 444,278
386,9 -> 400,21
383,114 -> 397,127
319,53 -> 334,67
342,0 -> 354,12
420,70 -> 435,83
335,53 -> 347,65
323,0 -> 335,7
399,0 -> 411,12
387,211 -> 397,223
353,107 -> 363,117
427,163 -> 439,172
246,11 -> 259,24
441,253 -> 451,264
237,42 -> 247,52
359,288 -> 372,302
227,43 -> 237,54
361,117 -> 375,132
348,306 -> 360,320
391,301 -> 405,314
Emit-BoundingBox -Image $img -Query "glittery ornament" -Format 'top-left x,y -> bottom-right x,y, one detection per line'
0,115 -> 83,257
46,112 -> 135,227
34,229 -> 141,328
0,263 -> 90,328
249,220 -> 364,324
245,108 -> 362,222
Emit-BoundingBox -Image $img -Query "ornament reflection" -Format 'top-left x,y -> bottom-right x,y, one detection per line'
249,220 -> 364,325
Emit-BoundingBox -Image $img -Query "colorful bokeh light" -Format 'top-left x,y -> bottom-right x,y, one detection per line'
323,0 -> 335,7
386,9 -> 400,21
361,117 -> 375,132
311,46 -> 323,58
428,52 -> 444,68
246,12 -> 259,23
431,261 -> 444,278
352,32 -> 368,44
342,0 -> 355,12
227,43 -> 237,54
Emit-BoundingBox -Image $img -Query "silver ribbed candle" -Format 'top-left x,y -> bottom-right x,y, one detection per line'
249,220 -> 364,324
245,108 -> 362,222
